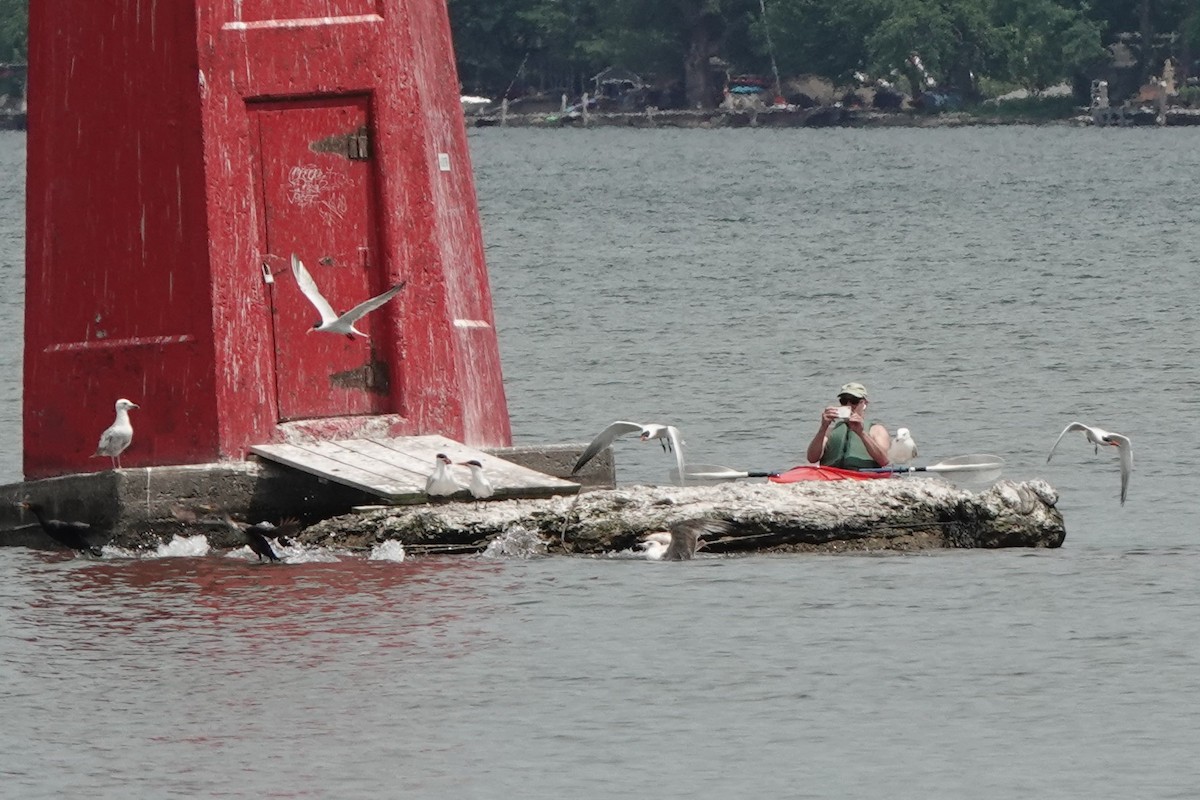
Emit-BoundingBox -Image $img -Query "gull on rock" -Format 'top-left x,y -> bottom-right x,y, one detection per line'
639,519 -> 735,561
572,421 -> 686,485
93,398 -> 139,469
459,459 -> 495,500
1046,421 -> 1133,505
290,253 -> 406,339
425,453 -> 463,498
888,427 -> 918,466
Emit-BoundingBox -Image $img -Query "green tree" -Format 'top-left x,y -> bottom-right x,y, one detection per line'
0,0 -> 27,62
994,0 -> 1104,93
767,0 -> 878,81
863,0 -> 999,100
589,0 -> 758,107
448,0 -> 546,94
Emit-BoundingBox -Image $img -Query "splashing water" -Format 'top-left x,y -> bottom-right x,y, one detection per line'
224,540 -> 341,564
151,534 -> 211,558
482,525 -> 548,559
368,540 -> 406,562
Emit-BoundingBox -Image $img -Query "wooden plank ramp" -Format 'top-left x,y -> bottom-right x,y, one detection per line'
251,435 -> 581,504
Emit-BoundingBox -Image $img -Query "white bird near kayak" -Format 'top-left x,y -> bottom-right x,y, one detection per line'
424,453 -> 462,498
888,427 -> 919,466
290,253 -> 406,339
638,519 -> 734,561
572,421 -> 686,485
92,398 -> 139,469
1046,421 -> 1133,505
459,459 -> 495,500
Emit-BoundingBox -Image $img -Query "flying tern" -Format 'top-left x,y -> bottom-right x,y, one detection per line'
1046,421 -> 1132,505
290,253 -> 406,339
93,398 -> 138,469
572,421 -> 686,485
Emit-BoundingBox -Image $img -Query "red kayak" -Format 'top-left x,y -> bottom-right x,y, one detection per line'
768,465 -> 895,483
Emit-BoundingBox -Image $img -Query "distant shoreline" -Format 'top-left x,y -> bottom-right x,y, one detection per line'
471,105 -> 1200,129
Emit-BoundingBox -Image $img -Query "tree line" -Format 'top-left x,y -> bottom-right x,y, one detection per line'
448,0 -> 1200,107
0,1 -> 1195,108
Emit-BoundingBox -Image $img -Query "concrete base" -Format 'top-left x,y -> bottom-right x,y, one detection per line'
0,443 -> 614,550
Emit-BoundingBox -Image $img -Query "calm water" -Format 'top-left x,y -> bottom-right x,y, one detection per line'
2,127 -> 1200,798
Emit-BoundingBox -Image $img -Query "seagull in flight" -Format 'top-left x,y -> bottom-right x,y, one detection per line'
93,398 -> 138,469
638,519 -> 734,561
572,421 -> 686,485
290,254 -> 406,339
888,427 -> 918,466
1046,421 -> 1133,505
459,459 -> 495,501
425,453 -> 463,499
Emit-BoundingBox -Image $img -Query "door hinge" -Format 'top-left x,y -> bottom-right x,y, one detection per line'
311,126 -> 371,161
348,126 -> 370,161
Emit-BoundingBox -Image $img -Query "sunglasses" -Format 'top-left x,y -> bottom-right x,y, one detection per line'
838,395 -> 861,405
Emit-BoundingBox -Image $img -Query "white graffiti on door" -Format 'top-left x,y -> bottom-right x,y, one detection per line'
287,164 -> 349,226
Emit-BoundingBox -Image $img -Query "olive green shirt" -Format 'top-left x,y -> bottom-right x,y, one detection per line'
820,419 -> 885,470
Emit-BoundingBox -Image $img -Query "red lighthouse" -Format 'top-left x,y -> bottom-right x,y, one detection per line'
23,0 -> 511,480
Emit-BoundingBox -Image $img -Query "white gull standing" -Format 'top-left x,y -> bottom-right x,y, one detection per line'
888,427 -> 919,466
572,421 -> 686,485
92,398 -> 139,469
1046,421 -> 1133,505
425,452 -> 463,499
290,253 -> 406,339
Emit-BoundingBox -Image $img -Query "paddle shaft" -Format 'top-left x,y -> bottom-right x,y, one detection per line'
683,454 -> 1004,481
857,462 -> 999,474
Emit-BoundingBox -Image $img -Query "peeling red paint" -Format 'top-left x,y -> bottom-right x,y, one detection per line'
24,0 -> 511,480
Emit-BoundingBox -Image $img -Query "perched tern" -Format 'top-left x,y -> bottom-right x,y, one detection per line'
888,428 -> 918,466
290,254 -> 406,339
1046,421 -> 1133,505
572,421 -> 686,485
639,519 -> 734,561
16,501 -> 105,556
459,459 -> 495,500
92,398 -> 138,469
425,453 -> 463,498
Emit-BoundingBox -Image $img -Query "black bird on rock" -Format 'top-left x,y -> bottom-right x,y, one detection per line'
17,501 -> 105,557
224,516 -> 301,562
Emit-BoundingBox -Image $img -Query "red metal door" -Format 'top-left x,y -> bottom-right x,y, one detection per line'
253,96 -> 393,422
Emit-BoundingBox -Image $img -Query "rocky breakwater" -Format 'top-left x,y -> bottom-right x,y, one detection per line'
298,478 -> 1065,555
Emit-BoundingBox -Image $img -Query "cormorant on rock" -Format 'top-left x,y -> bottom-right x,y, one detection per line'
224,516 -> 301,562
16,501 -> 106,556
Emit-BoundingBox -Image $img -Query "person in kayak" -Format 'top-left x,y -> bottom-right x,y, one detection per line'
805,382 -> 892,469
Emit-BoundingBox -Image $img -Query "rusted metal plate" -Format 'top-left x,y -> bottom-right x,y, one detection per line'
251,435 -> 580,503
